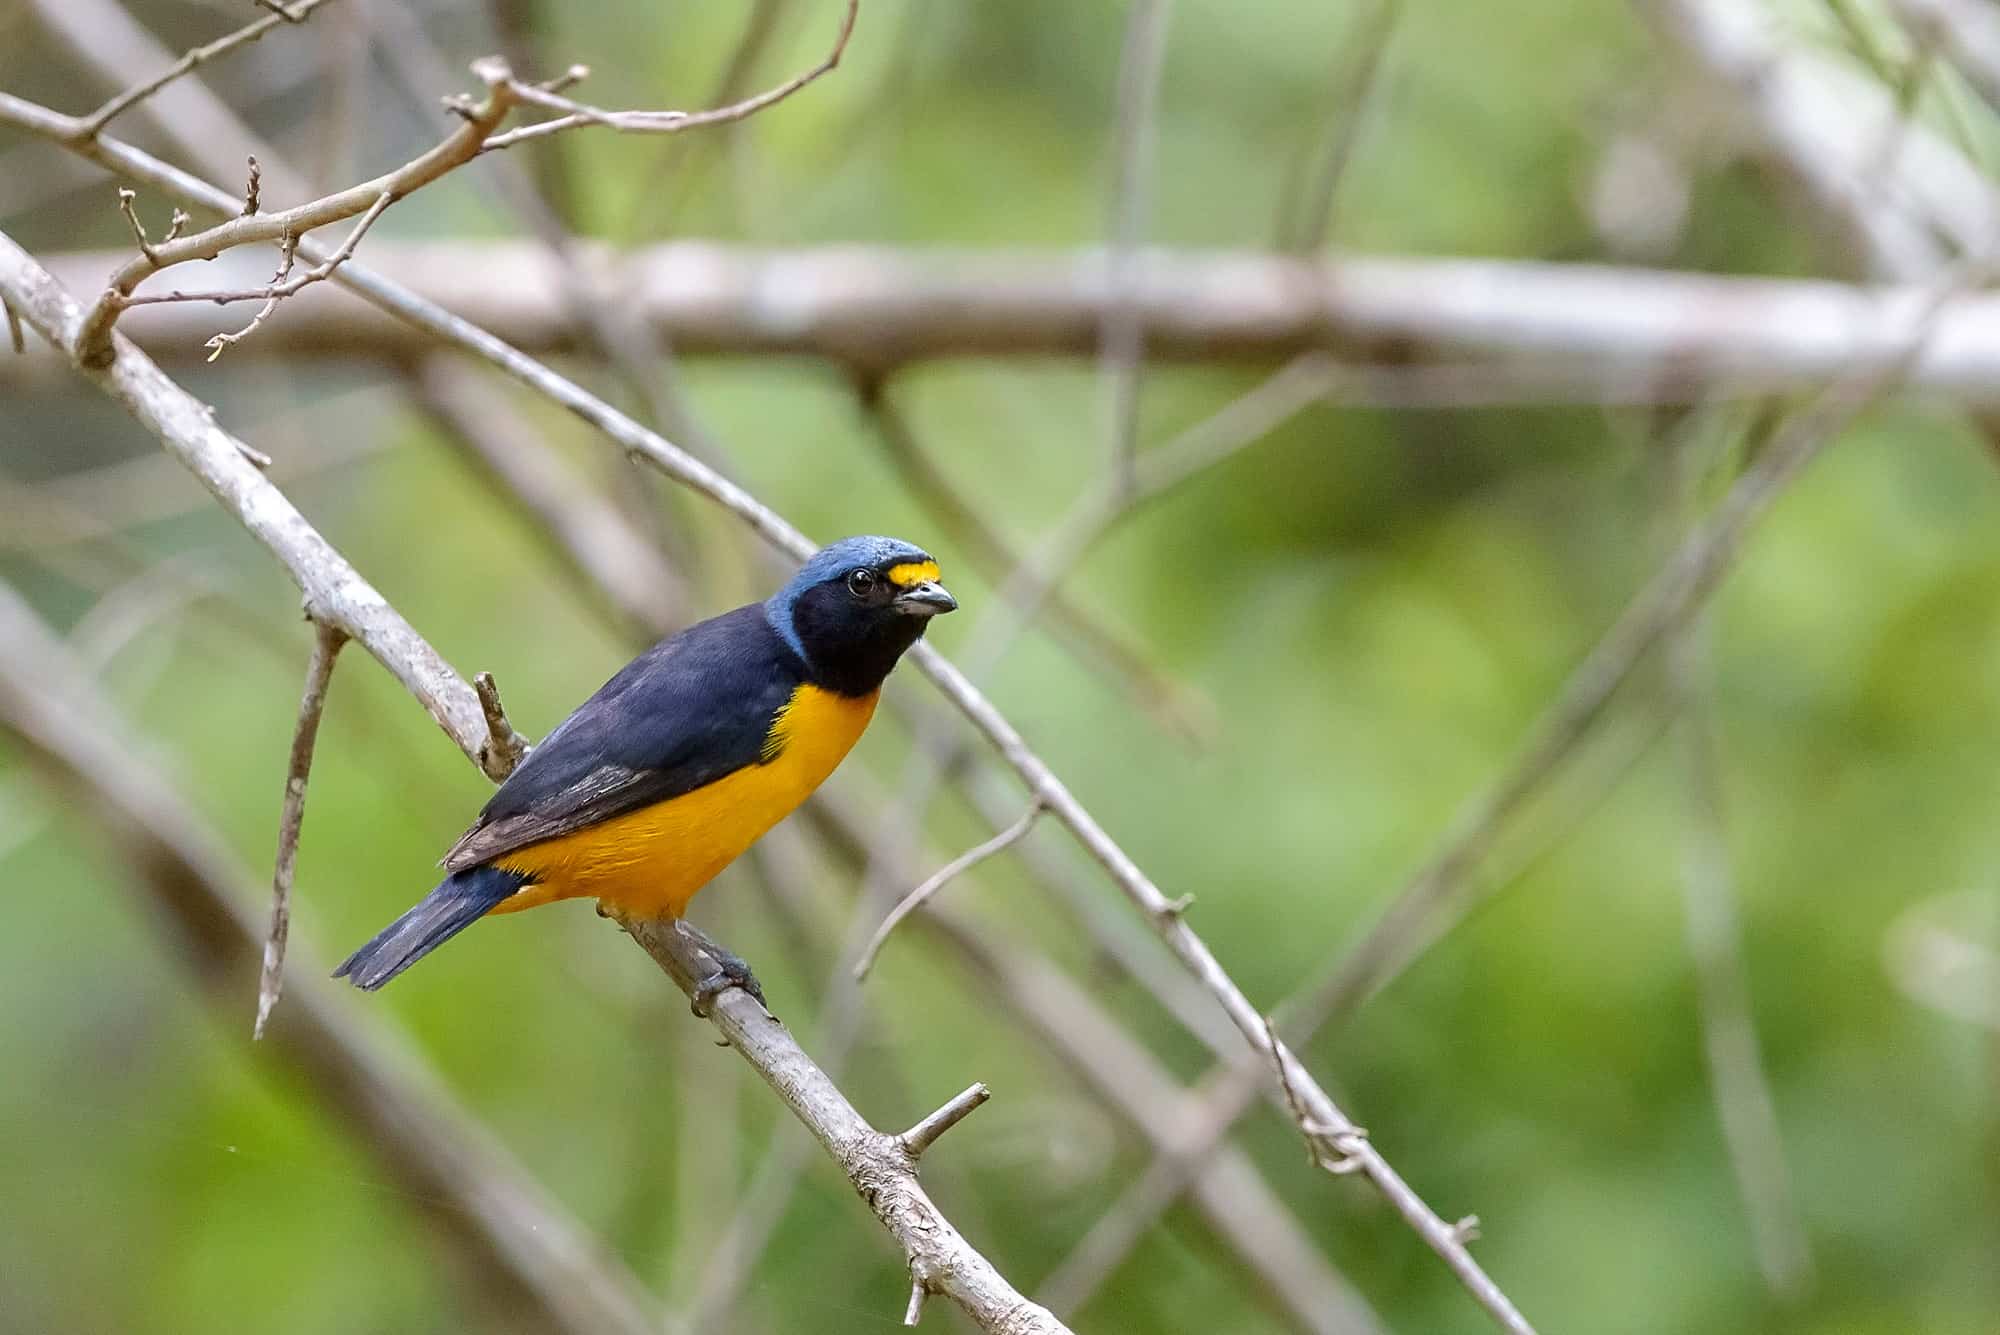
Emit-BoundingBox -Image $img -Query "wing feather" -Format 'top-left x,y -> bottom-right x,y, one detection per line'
443,604 -> 800,872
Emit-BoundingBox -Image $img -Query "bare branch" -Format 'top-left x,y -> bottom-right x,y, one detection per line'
0,583 -> 662,1335
480,0 -> 860,151
171,186 -> 392,361
616,917 -> 1069,1334
855,802 -> 1042,981
78,0 -> 337,136
29,234 -> 2000,395
255,619 -> 345,1040
896,1082 -> 992,1160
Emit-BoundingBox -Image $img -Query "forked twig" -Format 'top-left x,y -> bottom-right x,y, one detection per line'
482,0 -> 860,151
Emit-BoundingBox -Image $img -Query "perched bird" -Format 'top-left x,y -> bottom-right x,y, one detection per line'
335,536 -> 954,998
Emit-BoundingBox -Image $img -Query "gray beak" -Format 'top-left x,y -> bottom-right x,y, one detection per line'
893,580 -> 957,616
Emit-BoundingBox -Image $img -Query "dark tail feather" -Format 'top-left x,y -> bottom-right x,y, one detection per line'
334,866 -> 529,990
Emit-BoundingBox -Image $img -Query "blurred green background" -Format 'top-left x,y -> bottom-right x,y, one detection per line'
4,1 -> 1999,1332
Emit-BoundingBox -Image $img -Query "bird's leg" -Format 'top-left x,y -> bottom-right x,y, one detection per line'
675,919 -> 771,1020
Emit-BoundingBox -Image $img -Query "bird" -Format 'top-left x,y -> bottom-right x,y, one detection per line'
334,535 -> 955,1002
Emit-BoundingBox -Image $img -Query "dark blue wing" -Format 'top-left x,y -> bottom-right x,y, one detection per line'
442,603 -> 801,872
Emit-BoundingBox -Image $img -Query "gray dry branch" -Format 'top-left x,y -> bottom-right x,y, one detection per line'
0,93 -> 1538,1332
0,233 -> 1064,1335
25,238 -> 2000,400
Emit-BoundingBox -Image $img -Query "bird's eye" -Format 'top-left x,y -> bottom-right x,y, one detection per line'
846,568 -> 877,598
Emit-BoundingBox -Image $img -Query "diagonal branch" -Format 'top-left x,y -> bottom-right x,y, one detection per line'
255,618 -> 346,1039
78,0 -> 338,136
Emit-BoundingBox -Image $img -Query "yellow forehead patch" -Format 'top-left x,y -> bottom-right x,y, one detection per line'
885,560 -> 942,588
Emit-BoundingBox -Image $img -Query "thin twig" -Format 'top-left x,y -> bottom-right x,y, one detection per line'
184,189 -> 390,361
1101,0 -> 1172,497
481,0 -> 859,151
855,802 -> 1043,981
1280,0 -> 1398,252
1663,434 -> 1814,1300
79,0 -> 337,136
255,619 -> 346,1039
626,0 -> 793,235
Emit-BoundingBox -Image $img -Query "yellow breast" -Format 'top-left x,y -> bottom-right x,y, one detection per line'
490,684 -> 878,919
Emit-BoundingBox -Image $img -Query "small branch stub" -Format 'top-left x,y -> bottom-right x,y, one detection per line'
897,1082 -> 991,1160
474,670 -> 530,778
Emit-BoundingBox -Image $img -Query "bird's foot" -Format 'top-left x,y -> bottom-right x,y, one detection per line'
676,921 -> 770,1020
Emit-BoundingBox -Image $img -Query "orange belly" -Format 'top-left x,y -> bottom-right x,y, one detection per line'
488,685 -> 877,919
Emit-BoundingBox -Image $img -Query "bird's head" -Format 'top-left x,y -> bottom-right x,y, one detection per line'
766,536 -> 956,695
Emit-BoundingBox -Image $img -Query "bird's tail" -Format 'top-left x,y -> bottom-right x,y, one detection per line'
333,865 -> 530,990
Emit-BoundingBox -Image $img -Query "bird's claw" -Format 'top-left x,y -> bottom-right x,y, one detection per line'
682,931 -> 769,1019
